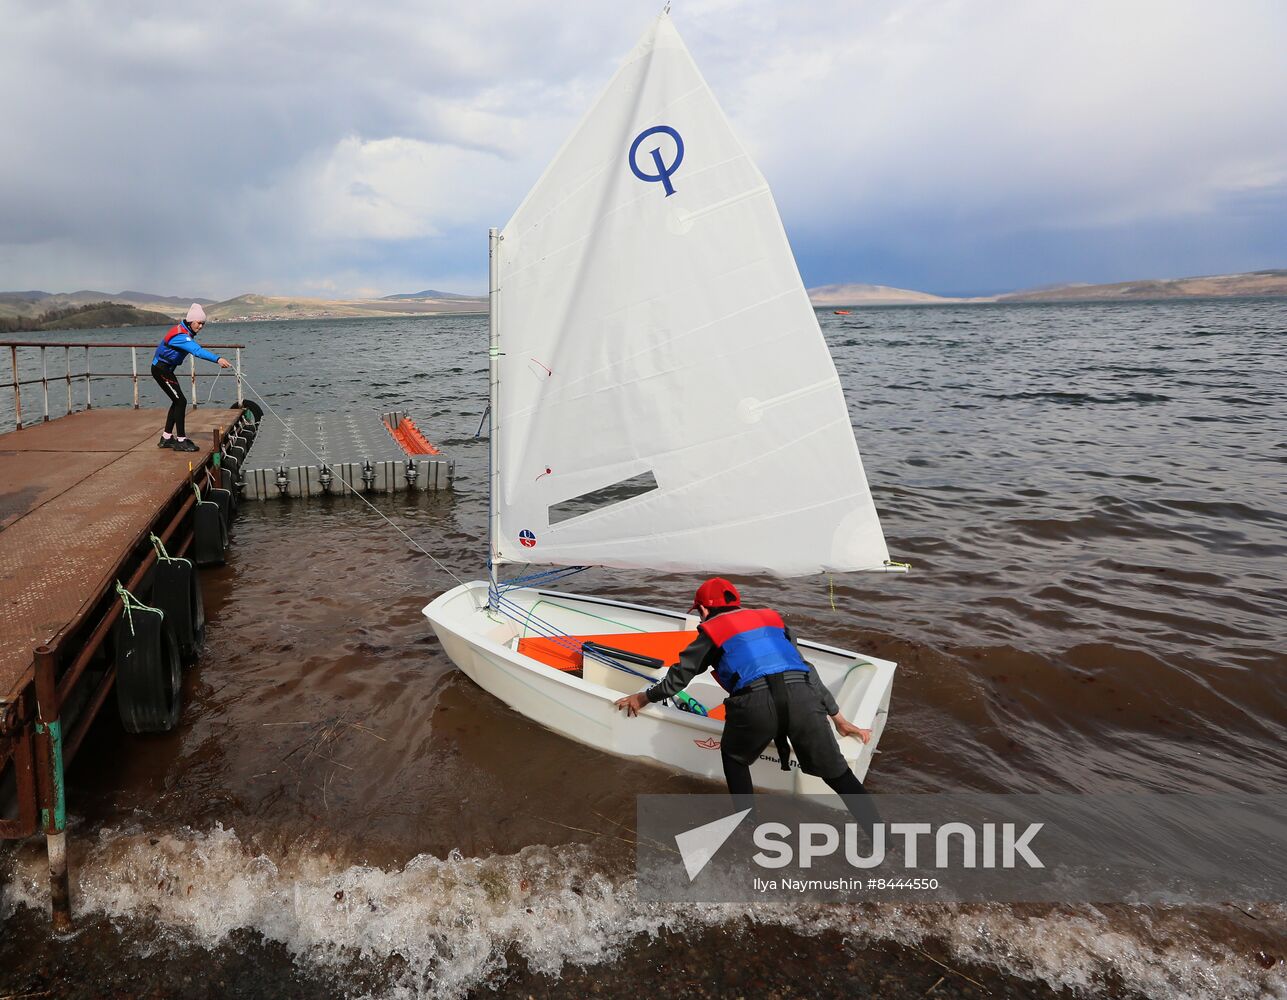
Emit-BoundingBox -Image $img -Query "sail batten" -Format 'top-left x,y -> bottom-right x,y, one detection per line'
492,13 -> 890,576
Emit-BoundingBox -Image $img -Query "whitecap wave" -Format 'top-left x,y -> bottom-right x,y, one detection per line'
3,826 -> 1283,1000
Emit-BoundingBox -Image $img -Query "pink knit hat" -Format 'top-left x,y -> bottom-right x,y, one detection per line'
185,303 -> 206,324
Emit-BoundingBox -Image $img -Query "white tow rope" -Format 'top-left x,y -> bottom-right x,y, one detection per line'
237,372 -> 471,590
204,367 -> 223,404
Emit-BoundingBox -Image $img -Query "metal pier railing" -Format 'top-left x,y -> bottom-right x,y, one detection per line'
4,340 -> 246,431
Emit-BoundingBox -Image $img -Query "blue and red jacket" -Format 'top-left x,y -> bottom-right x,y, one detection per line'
644,605 -> 838,712
699,607 -> 805,692
152,322 -> 221,369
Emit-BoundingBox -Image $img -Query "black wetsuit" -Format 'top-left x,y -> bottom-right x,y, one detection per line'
151,363 -> 187,437
645,608 -> 871,813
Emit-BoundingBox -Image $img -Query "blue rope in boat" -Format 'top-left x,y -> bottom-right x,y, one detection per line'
491,590 -> 657,682
491,564 -> 588,600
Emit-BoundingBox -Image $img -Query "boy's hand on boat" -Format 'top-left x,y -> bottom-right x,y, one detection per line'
615,692 -> 649,717
831,714 -> 871,743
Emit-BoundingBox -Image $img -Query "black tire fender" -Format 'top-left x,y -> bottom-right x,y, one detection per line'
220,466 -> 240,512
207,485 -> 233,531
194,499 -> 228,567
115,604 -> 182,733
148,560 -> 206,666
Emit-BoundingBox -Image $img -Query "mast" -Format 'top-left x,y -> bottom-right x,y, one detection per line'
487,226 -> 501,598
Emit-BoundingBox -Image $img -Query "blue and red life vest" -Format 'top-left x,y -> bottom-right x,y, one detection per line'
698,607 -> 805,692
152,322 -> 220,368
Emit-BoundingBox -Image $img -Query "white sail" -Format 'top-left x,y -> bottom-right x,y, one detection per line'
491,13 -> 890,577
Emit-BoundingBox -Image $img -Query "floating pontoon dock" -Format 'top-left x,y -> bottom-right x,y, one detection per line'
241,409 -> 453,499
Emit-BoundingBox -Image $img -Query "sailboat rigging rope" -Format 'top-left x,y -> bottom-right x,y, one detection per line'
237,373 -> 471,590
204,367 -> 223,404
490,565 -> 588,602
490,591 -> 658,682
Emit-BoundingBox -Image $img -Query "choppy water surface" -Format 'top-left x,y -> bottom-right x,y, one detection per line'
2,299 -> 1285,998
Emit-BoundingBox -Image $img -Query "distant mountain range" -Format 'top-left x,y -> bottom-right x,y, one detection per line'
380,289 -> 477,301
0,301 -> 174,334
993,269 -> 1287,303
806,269 -> 1287,306
1,269 -> 1282,329
0,289 -> 216,320
807,283 -> 954,306
204,293 -> 486,321
0,288 -> 486,325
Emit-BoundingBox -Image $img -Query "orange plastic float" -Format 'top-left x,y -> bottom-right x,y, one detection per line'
386,415 -> 441,456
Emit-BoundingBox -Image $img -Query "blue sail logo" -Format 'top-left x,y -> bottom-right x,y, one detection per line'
629,125 -> 685,197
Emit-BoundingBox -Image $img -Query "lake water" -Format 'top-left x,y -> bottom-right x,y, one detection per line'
2,299 -> 1285,998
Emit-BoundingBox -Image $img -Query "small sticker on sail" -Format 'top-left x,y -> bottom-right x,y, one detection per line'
518,529 -> 537,548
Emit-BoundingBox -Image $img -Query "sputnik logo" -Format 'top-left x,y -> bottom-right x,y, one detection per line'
674,808 -> 751,881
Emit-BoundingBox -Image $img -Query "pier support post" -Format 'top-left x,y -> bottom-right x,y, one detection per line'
33,645 -> 73,932
10,344 -> 21,430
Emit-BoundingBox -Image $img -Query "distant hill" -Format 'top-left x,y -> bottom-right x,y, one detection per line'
206,292 -> 486,321
807,283 -> 960,306
380,289 -> 477,301
117,289 -> 216,306
807,269 -> 1287,307
0,301 -> 173,333
996,269 -> 1287,302
0,289 -> 212,322
0,288 -> 486,324
9,267 -> 1281,327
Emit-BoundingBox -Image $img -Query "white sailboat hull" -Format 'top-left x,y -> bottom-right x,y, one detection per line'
423,581 -> 895,803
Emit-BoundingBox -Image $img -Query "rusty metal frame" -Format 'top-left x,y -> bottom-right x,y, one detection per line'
0,415 -> 245,926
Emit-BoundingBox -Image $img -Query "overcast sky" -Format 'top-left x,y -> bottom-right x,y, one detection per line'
3,0 -> 1285,298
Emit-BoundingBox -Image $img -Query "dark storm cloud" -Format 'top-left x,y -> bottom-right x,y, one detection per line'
1,0 -> 1284,297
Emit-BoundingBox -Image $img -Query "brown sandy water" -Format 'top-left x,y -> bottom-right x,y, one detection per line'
2,300 -> 1286,998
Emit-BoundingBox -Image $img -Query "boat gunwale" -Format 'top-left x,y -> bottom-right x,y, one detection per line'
530,585 -> 887,663
426,581 -> 724,734
425,581 -> 894,731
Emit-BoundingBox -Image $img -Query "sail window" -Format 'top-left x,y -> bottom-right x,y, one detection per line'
548,471 -> 659,525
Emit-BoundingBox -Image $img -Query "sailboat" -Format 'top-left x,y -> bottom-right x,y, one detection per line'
422,11 -> 903,798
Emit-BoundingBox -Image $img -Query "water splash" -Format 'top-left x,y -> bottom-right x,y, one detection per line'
4,826 -> 1283,999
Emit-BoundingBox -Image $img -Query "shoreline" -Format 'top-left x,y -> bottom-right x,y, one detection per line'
0,901 -> 1129,1000
17,294 -> 1287,333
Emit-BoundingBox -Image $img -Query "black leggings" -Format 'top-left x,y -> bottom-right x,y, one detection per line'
151,365 -> 186,436
722,751 -> 878,831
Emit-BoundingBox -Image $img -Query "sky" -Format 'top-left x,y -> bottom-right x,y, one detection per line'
2,0 -> 1285,299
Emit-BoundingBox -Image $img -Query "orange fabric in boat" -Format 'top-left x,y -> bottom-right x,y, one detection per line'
516,629 -> 727,719
517,630 -> 698,672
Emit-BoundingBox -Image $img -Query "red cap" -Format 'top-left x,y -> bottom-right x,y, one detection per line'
690,577 -> 740,613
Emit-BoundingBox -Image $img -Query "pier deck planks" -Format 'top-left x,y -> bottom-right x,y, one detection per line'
0,407 -> 240,698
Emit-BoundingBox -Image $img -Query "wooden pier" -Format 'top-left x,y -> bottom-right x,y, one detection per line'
0,404 -> 253,928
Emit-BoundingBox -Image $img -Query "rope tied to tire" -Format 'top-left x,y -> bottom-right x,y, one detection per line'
149,533 -> 192,569
115,580 -> 164,637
